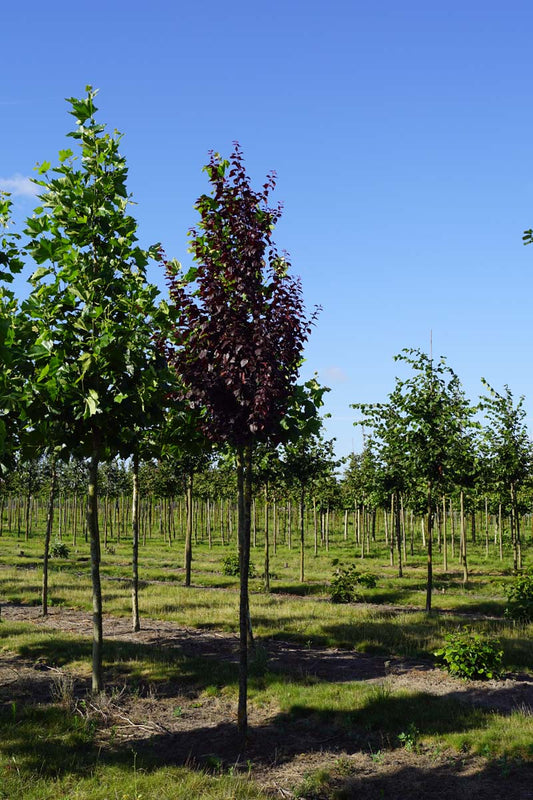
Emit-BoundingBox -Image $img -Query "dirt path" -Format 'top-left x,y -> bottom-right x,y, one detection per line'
2,602 -> 532,714
1,602 -> 533,798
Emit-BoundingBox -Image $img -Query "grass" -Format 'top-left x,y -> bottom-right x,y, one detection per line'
1,521 -> 533,797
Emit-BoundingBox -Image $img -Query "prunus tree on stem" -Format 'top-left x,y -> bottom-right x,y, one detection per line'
164,143 -> 316,747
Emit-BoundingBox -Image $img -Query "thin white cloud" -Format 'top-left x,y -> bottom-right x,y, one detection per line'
0,173 -> 39,198
323,365 -> 348,384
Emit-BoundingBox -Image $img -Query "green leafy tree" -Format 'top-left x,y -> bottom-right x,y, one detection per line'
355,349 -> 475,610
0,194 -> 26,474
393,349 -> 476,610
22,87 -> 163,690
480,381 -> 531,571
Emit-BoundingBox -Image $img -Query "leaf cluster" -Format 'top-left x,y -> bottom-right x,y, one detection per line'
434,628 -> 503,680
505,572 -> 533,623
330,564 -> 377,604
164,144 -> 316,448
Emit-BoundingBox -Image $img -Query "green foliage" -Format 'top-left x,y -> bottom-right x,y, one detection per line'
221,553 -> 256,578
434,628 -> 503,680
22,86 -> 166,461
49,540 -> 70,559
330,564 -> 377,603
505,572 -> 533,622
398,722 -> 419,751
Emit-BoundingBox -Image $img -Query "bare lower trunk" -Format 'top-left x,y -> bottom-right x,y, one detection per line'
237,443 -> 253,750
460,490 -> 468,585
88,437 -> 103,693
425,483 -> 433,614
442,495 -> 448,572
184,471 -> 194,586
42,458 -> 58,617
263,485 -> 270,592
131,451 -> 140,632
394,491 -> 403,578
299,486 -> 305,582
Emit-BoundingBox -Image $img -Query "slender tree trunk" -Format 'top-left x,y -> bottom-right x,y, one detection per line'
237,443 -> 253,749
299,486 -> 305,582
262,485 -> 270,591
460,489 -> 468,585
425,483 -> 433,613
442,495 -> 448,572
387,501 -> 393,567
273,499 -> 277,555
498,503 -> 503,561
510,482 -> 521,570
252,498 -> 256,548
394,490 -> 403,578
184,471 -> 194,586
131,451 -> 140,632
484,496 -> 489,559
73,493 -> 78,547
450,498 -> 455,558
88,434 -> 104,693
42,457 -> 58,617
313,497 -> 318,555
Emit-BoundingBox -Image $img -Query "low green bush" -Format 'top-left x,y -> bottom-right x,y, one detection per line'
221,553 -> 256,578
434,628 -> 503,680
505,572 -> 533,622
330,565 -> 377,603
49,541 -> 70,559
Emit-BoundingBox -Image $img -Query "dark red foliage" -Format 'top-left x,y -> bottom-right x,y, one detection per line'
164,143 -> 314,448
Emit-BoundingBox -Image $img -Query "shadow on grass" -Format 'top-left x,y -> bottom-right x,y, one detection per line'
3,687 -> 532,793
5,634 -> 239,694
271,582 -> 328,597
295,755 -> 533,800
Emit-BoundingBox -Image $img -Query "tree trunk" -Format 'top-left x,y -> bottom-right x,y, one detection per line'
263,485 -> 270,592
425,484 -> 433,613
394,490 -> 403,578
41,457 -> 58,617
299,486 -> 305,582
498,503 -> 503,561
442,495 -> 447,572
484,496 -> 489,559
460,489 -> 468,585
510,482 -> 522,570
131,451 -> 140,632
237,443 -> 253,749
88,434 -> 104,693
184,471 -> 194,586
313,497 -> 318,555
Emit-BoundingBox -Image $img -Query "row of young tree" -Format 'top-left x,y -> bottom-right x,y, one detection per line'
2,87 -> 532,746
351,348 -> 532,611
0,87 -> 323,744
5,389 -> 533,593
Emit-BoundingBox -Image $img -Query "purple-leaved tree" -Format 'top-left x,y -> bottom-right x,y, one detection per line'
164,143 -> 315,746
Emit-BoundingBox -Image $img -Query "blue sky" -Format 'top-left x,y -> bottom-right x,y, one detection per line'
2,0 -> 533,459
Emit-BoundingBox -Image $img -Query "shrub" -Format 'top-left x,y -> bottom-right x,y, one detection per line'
49,540 -> 70,559
221,553 -> 256,578
505,572 -> 533,622
330,565 -> 377,603
434,628 -> 503,680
